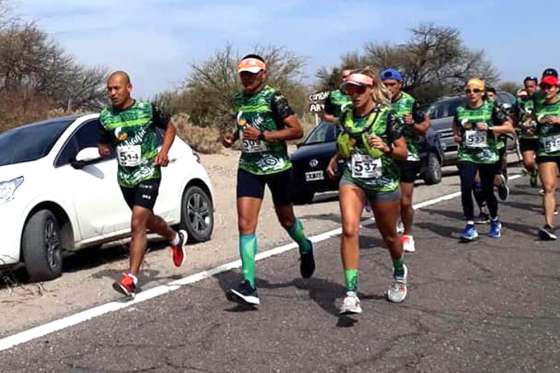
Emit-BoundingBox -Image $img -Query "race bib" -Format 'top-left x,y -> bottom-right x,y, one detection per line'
117,145 -> 141,167
351,154 -> 382,178
464,130 -> 487,148
241,133 -> 269,153
542,134 -> 560,153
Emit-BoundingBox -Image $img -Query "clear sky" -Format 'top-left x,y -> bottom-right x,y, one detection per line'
15,0 -> 560,98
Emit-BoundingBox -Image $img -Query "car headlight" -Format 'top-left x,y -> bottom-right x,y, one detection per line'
0,176 -> 24,205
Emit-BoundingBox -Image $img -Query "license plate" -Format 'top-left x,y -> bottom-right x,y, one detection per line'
305,170 -> 324,181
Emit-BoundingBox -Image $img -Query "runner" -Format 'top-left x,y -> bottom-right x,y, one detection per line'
222,54 -> 315,306
380,68 -> 430,253
452,78 -> 514,241
485,86 -> 510,201
516,76 -> 540,187
98,71 -> 187,298
322,68 -> 353,124
535,73 -> 560,240
326,67 -> 409,314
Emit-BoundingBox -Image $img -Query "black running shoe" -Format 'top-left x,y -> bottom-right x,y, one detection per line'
497,175 -> 509,201
300,241 -> 315,279
539,225 -> 557,241
227,281 -> 260,305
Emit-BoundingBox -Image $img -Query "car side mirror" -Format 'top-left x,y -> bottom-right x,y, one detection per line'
71,147 -> 103,169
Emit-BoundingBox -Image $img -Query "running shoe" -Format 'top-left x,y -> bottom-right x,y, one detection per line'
461,224 -> 479,242
497,175 -> 509,201
170,230 -> 188,267
488,219 -> 502,238
396,221 -> 404,234
227,281 -> 260,305
387,264 -> 408,303
474,212 -> 490,224
530,170 -> 538,188
538,225 -> 557,241
300,240 -> 315,279
339,291 -> 362,315
113,272 -> 138,298
401,235 -> 416,253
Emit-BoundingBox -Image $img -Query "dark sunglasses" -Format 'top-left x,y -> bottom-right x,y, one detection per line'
465,88 -> 482,94
540,84 -> 557,90
383,81 -> 398,87
344,84 -> 367,95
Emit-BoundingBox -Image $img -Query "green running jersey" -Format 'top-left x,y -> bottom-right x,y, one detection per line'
454,101 -> 509,164
340,106 -> 403,192
233,85 -> 293,175
516,97 -> 538,139
536,99 -> 560,157
324,89 -> 352,119
391,92 -> 424,161
99,101 -> 168,187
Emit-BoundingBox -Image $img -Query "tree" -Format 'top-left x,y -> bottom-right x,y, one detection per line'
316,23 -> 500,104
497,81 -> 521,96
165,44 -> 307,132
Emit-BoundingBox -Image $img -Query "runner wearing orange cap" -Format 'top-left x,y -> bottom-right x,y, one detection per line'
222,54 -> 315,306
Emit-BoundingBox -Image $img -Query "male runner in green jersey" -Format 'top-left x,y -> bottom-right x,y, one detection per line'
222,55 -> 314,306
98,71 -> 187,297
516,76 -> 540,187
380,68 -> 430,253
322,68 -> 353,124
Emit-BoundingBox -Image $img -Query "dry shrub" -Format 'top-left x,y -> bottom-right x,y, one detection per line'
173,112 -> 222,154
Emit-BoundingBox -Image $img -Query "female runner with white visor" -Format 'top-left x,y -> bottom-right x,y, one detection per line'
327,67 -> 409,314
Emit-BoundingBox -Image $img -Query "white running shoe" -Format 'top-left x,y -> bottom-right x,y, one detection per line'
396,221 -> 405,234
387,264 -> 408,303
339,291 -> 362,315
401,235 -> 416,253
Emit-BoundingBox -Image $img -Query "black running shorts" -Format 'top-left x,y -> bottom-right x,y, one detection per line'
120,178 -> 161,210
236,168 -> 293,206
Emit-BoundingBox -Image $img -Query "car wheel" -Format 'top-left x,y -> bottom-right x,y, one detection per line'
423,153 -> 442,185
293,190 -> 315,205
180,185 -> 214,243
22,210 -> 63,282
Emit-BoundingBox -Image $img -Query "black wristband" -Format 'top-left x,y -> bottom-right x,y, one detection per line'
259,131 -> 266,141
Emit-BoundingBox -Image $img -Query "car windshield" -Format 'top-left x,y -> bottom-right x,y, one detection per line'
0,118 -> 74,166
304,122 -> 338,145
428,97 -> 464,119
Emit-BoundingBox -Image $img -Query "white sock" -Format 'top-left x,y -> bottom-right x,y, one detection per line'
171,233 -> 181,245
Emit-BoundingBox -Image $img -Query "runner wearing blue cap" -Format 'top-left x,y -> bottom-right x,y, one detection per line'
381,68 -> 430,253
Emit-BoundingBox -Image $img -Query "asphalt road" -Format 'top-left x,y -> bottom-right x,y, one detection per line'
0,175 -> 559,372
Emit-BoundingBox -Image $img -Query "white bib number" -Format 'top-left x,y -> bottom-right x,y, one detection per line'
351,154 -> 382,178
464,130 -> 487,148
117,145 -> 141,167
542,134 -> 560,153
241,132 -> 268,153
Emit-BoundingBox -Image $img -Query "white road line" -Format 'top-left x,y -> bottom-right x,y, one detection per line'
0,178 -> 522,352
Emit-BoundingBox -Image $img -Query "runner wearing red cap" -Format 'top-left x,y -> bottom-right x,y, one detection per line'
535,74 -> 560,240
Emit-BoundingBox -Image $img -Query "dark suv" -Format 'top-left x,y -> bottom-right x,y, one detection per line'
290,121 -> 443,204
427,91 -> 517,164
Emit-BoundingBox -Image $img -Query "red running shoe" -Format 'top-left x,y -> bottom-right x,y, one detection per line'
171,230 -> 188,267
113,272 -> 137,298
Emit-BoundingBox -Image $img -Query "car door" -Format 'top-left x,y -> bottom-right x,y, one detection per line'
54,119 -> 130,241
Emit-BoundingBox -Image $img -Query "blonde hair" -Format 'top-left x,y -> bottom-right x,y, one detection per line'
353,66 -> 391,106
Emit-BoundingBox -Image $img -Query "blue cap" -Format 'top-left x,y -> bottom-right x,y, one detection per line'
380,68 -> 402,82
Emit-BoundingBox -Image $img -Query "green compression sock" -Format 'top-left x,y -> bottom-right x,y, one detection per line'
344,269 -> 359,292
287,218 -> 312,254
239,234 -> 257,288
393,256 -> 405,277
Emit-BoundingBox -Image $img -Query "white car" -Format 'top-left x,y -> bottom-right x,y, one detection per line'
0,113 -> 214,281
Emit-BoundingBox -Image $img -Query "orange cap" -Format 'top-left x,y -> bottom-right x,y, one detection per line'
238,58 -> 266,73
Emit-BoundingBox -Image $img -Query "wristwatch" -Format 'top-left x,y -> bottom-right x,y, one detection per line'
258,131 -> 266,141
